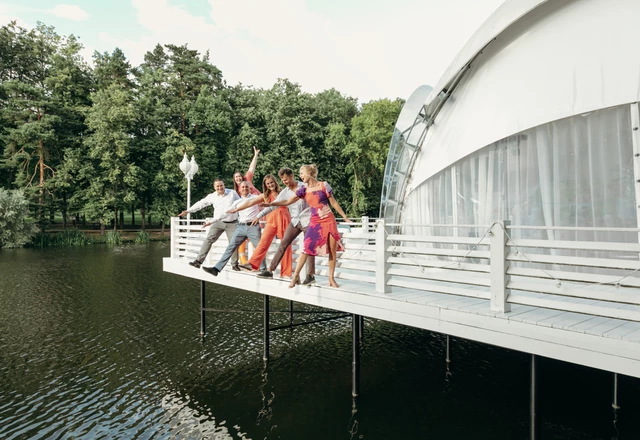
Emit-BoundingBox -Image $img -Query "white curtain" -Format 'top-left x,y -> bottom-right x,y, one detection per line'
404,104 -> 636,247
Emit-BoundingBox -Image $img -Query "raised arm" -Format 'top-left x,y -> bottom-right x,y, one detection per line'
247,146 -> 260,175
227,195 -> 263,213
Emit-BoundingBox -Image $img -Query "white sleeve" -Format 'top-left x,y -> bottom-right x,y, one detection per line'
187,194 -> 213,213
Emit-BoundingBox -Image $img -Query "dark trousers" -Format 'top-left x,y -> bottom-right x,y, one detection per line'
269,222 -> 315,275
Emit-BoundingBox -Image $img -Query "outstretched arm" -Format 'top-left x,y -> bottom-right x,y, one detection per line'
329,196 -> 352,223
227,195 -> 263,214
264,194 -> 298,207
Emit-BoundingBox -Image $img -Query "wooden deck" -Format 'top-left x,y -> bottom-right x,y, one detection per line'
163,218 -> 640,378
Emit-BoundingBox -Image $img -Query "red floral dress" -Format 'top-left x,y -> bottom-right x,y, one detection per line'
296,182 -> 344,256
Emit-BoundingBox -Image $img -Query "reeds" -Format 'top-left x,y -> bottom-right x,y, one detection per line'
30,229 -> 93,247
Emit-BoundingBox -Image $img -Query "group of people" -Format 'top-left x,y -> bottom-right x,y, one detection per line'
177,147 -> 352,288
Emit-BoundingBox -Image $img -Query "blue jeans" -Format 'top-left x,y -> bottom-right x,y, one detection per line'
214,224 -> 266,271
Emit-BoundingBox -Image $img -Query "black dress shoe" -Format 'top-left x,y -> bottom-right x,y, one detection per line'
232,262 -> 241,271
302,274 -> 316,286
239,263 -> 254,272
203,266 -> 219,276
189,260 -> 201,268
256,270 -> 273,279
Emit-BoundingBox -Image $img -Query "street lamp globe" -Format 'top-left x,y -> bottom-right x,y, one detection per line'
179,153 -> 199,220
187,155 -> 199,179
179,153 -> 191,176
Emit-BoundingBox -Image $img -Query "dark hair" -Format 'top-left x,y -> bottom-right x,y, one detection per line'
278,167 -> 294,178
233,171 -> 246,193
213,178 -> 225,185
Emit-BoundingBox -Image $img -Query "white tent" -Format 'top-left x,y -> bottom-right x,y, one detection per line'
382,0 -> 640,241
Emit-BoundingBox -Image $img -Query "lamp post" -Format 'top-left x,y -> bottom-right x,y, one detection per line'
179,153 -> 199,220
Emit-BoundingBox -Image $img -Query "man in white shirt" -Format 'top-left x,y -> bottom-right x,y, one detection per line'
178,178 -> 240,270
203,181 -> 267,276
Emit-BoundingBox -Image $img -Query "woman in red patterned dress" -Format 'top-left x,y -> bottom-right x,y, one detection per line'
265,164 -> 351,288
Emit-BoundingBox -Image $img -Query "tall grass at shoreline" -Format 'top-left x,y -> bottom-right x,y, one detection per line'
31,229 -> 93,247
28,229 -> 168,248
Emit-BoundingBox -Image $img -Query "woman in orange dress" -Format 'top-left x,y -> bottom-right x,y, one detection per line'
264,164 -> 351,288
228,174 -> 292,277
233,147 -> 261,265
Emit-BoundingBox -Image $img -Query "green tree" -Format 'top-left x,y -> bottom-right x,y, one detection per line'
188,85 -> 233,200
82,82 -> 139,232
0,23 -> 61,228
0,188 -> 36,247
132,44 -> 172,229
165,44 -> 223,135
46,34 -> 92,228
151,130 -> 195,233
344,98 -> 404,216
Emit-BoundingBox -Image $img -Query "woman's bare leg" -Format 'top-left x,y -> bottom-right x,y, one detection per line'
328,235 -> 339,287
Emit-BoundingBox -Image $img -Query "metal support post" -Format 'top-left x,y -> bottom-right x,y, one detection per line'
289,300 -> 294,327
530,354 -> 539,440
352,314 -> 361,397
263,295 -> 270,362
613,373 -> 620,410
446,335 -> 451,364
359,315 -> 364,343
200,281 -> 206,337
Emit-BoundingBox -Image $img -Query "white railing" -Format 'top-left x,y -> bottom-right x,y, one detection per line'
170,217 -> 640,322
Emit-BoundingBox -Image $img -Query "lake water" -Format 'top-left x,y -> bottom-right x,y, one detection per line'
1,244 -> 639,439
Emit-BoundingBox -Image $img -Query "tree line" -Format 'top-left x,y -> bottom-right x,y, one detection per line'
0,21 -> 403,234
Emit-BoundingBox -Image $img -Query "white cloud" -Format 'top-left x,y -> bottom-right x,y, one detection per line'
0,3 -> 29,28
95,0 -> 505,103
48,4 -> 89,21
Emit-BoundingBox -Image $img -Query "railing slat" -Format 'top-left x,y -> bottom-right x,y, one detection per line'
507,252 -> 640,270
508,278 -> 640,306
509,238 -> 640,253
387,234 -> 490,246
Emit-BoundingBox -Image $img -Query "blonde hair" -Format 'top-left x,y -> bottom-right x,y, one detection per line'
300,164 -> 318,179
261,174 -> 281,203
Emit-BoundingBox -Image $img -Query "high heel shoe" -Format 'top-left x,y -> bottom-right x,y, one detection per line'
288,274 -> 301,288
329,277 -> 339,288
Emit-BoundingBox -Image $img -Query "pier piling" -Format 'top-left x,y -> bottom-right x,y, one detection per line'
200,281 -> 206,337
530,354 -> 539,440
263,295 -> 270,362
352,314 -> 361,397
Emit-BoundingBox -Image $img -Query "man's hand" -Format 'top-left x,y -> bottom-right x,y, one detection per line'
202,222 -> 212,229
178,210 -> 189,217
253,146 -> 260,155
251,218 -> 260,226
226,208 -> 238,214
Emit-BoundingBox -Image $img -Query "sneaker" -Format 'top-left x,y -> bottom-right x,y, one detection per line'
302,274 -> 316,286
232,262 -> 241,271
203,266 -> 219,276
238,263 -> 254,272
189,260 -> 201,268
256,270 -> 273,279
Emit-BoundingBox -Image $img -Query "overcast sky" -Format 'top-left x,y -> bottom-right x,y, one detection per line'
0,0 -> 505,103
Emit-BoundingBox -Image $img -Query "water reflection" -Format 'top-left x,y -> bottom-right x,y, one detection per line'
348,397 -> 361,440
1,245 -> 639,439
256,362 -> 276,435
